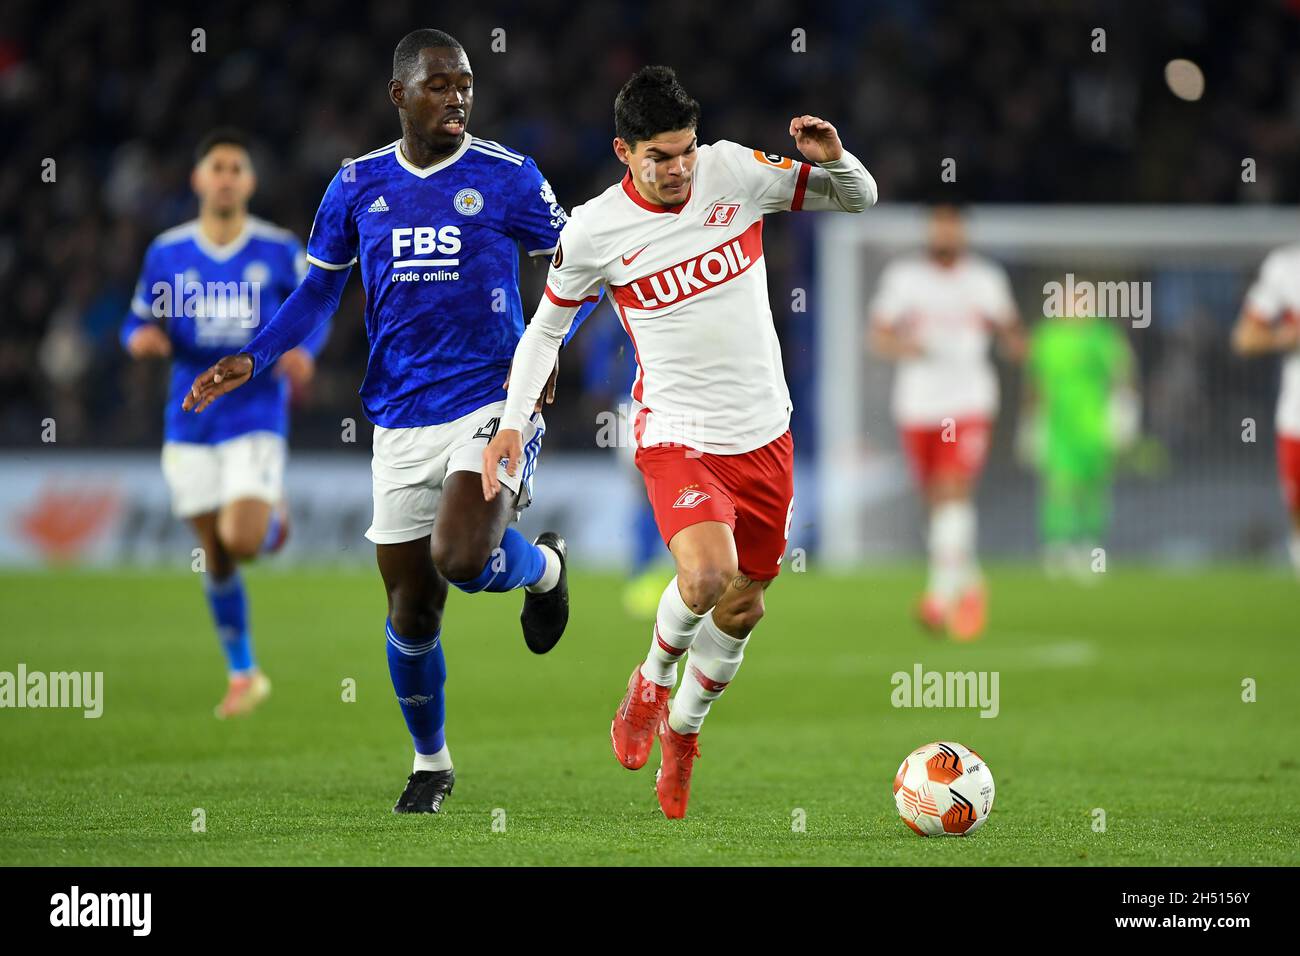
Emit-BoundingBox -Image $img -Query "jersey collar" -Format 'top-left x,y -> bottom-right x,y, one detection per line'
395,133 -> 474,179
621,170 -> 691,214
193,218 -> 254,262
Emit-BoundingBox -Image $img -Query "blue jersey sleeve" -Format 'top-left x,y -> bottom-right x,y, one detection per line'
121,240 -> 164,349
506,158 -> 570,258
244,265 -> 349,376
306,166 -> 359,270
282,235 -> 331,358
504,157 -> 600,344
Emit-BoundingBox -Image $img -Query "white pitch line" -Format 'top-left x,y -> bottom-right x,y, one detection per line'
817,639 -> 1099,676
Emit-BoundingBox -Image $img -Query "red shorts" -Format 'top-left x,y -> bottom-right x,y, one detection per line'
1278,435 -> 1300,512
635,430 -> 795,582
900,418 -> 991,487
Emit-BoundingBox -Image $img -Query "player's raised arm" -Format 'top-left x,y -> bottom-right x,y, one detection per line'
787,115 -> 877,212
724,119 -> 877,217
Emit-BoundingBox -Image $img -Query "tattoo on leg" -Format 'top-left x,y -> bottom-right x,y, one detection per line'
731,574 -> 753,591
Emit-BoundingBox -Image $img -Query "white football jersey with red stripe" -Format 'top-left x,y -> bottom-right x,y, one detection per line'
868,253 -> 1017,427
1245,243 -> 1300,438
543,141 -> 821,455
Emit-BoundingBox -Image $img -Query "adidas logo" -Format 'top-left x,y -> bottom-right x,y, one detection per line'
367,196 -> 390,213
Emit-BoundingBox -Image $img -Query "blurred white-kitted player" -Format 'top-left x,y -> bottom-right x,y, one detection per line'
1233,243 -> 1300,574
868,206 -> 1022,639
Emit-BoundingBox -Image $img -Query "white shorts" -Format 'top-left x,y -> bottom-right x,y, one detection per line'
161,431 -> 286,519
366,400 -> 545,545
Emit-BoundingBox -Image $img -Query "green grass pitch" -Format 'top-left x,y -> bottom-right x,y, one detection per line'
1,565 -> 1297,866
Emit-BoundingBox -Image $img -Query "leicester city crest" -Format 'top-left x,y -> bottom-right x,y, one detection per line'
454,188 -> 485,216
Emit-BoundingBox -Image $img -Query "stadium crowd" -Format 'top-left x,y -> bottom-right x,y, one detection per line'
3,0 -> 1298,449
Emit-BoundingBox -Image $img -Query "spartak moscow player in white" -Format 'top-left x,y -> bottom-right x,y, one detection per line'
1233,243 -> 1300,575
868,206 -> 1022,640
482,66 -> 877,818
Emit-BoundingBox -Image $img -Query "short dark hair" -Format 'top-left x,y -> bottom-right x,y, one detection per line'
393,29 -> 464,82
194,127 -> 250,164
614,66 -> 700,148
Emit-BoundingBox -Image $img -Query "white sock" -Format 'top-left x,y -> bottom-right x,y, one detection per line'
413,745 -> 453,773
668,612 -> 748,735
928,500 -> 978,603
641,575 -> 706,687
525,544 -> 561,593
1289,532 -> 1300,577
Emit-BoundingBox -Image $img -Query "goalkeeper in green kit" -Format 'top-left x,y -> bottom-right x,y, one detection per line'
1019,293 -> 1138,578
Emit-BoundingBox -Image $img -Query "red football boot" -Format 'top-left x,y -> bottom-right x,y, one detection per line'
915,593 -> 947,635
610,665 -> 671,770
213,670 -> 271,719
948,585 -> 987,642
655,719 -> 701,819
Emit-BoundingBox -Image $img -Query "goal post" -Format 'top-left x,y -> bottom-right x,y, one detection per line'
814,204 -> 1300,566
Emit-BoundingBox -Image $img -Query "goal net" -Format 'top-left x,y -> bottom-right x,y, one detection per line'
813,205 -> 1300,566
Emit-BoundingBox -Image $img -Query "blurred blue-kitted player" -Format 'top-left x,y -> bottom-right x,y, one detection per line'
121,128 -> 331,719
181,30 -> 599,814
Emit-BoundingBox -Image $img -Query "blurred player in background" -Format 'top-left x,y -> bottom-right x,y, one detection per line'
1233,242 -> 1300,575
868,206 -> 1021,640
183,30 -> 598,814
1019,287 -> 1138,580
485,66 -> 877,818
121,129 -> 328,719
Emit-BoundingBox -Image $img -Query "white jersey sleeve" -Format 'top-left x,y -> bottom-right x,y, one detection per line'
542,214 -> 605,307
868,259 -> 911,327
975,258 -> 1017,325
500,215 -> 603,434
1246,247 -> 1300,320
714,140 -> 877,215
1244,246 -> 1300,437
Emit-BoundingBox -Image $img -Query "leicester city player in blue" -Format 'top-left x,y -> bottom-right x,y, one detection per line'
123,129 -> 331,720
183,30 -> 598,813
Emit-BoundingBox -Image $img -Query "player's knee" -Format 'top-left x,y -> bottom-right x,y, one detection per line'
676,565 -> 733,615
216,521 -> 262,562
387,590 -> 444,638
930,475 -> 969,504
715,592 -> 765,638
429,538 -> 492,585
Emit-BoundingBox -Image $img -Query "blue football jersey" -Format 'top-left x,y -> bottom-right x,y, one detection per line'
304,134 -> 574,428
125,218 -> 311,443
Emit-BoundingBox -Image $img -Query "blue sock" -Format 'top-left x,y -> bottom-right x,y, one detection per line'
447,527 -> 547,593
385,620 -> 447,755
204,571 -> 254,674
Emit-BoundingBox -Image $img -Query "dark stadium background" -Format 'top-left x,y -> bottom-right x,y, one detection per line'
4,0 -> 1298,453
